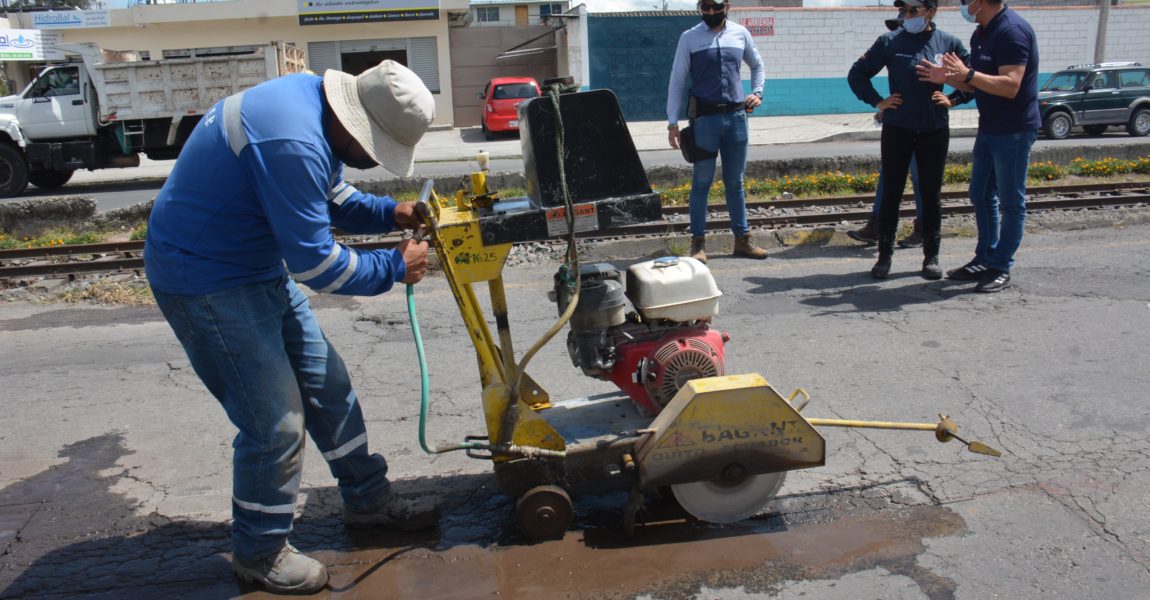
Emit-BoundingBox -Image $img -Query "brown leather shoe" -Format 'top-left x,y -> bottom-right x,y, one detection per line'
690,236 -> 707,263
733,234 -> 767,259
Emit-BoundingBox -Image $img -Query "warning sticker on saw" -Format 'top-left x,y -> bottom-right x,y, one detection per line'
546,204 -> 598,237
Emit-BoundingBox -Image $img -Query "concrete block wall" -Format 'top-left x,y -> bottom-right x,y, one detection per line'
586,6 -> 1150,120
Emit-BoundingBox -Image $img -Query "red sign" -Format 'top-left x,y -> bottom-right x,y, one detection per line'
740,17 -> 775,37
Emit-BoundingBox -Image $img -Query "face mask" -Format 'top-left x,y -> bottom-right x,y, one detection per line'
961,0 -> 980,23
902,16 -> 927,34
335,137 -> 378,170
701,11 -> 725,28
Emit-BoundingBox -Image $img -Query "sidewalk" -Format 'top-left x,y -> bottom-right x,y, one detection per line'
68,111 -> 981,186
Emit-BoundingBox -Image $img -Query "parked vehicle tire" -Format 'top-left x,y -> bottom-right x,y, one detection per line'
28,169 -> 75,190
1127,107 -> 1150,137
1082,124 -> 1108,136
482,120 -> 494,141
0,143 -> 29,198
1043,111 -> 1073,140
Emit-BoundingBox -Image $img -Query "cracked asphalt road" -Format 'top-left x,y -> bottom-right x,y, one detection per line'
1,219 -> 1148,599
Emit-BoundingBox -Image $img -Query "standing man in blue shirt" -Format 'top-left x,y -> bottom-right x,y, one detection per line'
145,61 -> 438,594
667,0 -> 768,263
928,0 -> 1040,292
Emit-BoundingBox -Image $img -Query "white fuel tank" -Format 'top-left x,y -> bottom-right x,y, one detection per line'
625,256 -> 721,322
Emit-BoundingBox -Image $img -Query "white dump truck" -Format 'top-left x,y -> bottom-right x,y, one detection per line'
0,41 -> 307,197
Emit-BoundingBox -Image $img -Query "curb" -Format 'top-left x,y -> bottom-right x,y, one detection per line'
816,127 -> 981,143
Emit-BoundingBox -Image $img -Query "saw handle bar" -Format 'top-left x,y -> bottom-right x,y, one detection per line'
806,414 -> 1002,457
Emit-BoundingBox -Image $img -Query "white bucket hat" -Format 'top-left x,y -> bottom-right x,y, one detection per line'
323,61 -> 435,177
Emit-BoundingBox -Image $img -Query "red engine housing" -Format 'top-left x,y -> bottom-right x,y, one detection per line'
607,327 -> 728,416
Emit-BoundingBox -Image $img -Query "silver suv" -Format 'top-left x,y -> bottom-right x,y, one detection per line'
1038,62 -> 1150,139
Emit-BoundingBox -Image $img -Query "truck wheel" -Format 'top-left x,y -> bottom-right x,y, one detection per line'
1127,107 -> 1150,137
1043,112 -> 1072,140
28,169 -> 75,190
1082,125 -> 1108,136
0,144 -> 29,198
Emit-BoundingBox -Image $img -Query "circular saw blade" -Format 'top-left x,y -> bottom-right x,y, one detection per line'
671,471 -> 787,523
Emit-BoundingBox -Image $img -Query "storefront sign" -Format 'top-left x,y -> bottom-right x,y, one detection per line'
739,17 -> 775,37
31,10 -> 111,30
0,29 -> 66,61
297,0 -> 439,26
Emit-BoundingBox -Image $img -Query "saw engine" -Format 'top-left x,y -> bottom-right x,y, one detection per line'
553,257 -> 728,415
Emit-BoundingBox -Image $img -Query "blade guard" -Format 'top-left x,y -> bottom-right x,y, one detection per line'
634,373 -> 826,489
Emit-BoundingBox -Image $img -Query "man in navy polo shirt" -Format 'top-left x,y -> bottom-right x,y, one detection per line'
926,0 -> 1039,292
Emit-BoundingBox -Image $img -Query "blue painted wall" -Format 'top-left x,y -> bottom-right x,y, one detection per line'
587,16 -> 1047,121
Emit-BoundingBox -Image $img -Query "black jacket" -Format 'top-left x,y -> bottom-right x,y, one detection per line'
849,26 -> 970,133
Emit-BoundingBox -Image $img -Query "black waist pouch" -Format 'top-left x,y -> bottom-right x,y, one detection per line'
679,124 -> 718,164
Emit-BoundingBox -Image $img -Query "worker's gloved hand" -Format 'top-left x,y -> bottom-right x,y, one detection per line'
393,201 -> 423,230
398,238 -> 429,284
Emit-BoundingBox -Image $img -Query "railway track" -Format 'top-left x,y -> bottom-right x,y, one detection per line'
3,182 -> 1148,281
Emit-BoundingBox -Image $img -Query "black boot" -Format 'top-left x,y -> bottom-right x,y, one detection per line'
871,237 -> 894,279
898,219 -> 924,249
921,231 -> 942,280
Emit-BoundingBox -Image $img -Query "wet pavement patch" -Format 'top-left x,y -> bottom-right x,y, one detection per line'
319,492 -> 966,600
1,436 -> 966,599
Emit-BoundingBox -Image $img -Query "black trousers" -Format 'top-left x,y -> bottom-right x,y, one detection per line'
878,124 -> 949,255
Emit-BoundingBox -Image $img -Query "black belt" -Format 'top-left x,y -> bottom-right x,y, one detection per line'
695,103 -> 743,117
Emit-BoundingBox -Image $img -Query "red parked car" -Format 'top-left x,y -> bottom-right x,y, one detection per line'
478,77 -> 541,140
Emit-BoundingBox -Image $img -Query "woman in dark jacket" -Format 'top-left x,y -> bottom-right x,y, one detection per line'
848,0 -> 970,279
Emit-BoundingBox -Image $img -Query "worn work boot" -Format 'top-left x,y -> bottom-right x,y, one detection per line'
344,493 -> 440,531
733,234 -> 768,259
690,235 -> 707,263
847,216 -> 878,245
233,544 -> 329,595
871,237 -> 894,279
898,219 -> 924,249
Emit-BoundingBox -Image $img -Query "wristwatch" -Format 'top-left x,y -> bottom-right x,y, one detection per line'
964,69 -> 976,84
668,123 -> 679,130
753,91 -> 763,98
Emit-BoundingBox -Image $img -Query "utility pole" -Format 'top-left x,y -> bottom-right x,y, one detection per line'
1093,0 -> 1110,64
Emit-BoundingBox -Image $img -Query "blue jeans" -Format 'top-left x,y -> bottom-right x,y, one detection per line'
152,276 -> 392,561
688,110 -> 750,237
873,151 -> 923,222
969,130 -> 1038,271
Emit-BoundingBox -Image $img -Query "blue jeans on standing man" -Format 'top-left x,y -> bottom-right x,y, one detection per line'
152,275 -> 392,562
688,110 -> 750,237
969,130 -> 1038,272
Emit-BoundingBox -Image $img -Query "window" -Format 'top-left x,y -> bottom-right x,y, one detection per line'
476,7 -> 500,22
493,83 -> 539,100
1042,72 -> 1085,92
28,66 -> 80,98
1088,71 -> 1115,90
1118,69 -> 1150,88
539,3 -> 564,17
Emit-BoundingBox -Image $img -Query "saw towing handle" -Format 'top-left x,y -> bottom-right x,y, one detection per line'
806,414 -> 1003,458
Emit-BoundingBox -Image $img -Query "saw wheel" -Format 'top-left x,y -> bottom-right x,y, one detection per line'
515,485 -> 573,541
671,469 -> 787,524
